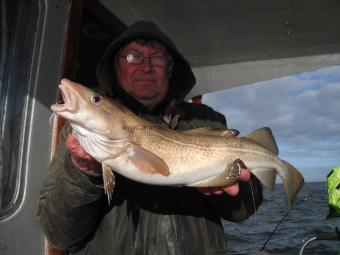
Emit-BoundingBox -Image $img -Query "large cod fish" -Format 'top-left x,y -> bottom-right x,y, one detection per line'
51,79 -> 304,207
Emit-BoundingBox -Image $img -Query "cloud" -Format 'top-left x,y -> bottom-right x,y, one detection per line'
203,65 -> 340,173
296,65 -> 340,83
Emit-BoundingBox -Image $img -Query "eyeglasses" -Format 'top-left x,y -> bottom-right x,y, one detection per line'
118,52 -> 168,67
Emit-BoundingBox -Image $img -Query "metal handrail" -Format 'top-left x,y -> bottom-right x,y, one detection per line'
299,227 -> 340,255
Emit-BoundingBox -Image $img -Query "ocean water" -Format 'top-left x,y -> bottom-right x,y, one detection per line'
223,182 -> 340,255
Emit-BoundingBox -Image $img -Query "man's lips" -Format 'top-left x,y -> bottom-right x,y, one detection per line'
134,79 -> 156,82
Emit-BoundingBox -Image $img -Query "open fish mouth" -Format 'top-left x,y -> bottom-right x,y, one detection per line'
51,83 -> 79,113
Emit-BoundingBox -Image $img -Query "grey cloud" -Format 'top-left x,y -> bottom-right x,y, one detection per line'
203,66 -> 340,169
298,65 -> 340,83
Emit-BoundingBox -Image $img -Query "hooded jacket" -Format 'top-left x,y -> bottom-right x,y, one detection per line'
38,21 -> 263,255
96,20 -> 195,113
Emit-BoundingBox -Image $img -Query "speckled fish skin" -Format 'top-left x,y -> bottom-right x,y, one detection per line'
51,79 -> 304,207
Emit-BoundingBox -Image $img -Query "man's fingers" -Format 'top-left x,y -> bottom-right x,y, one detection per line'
239,168 -> 251,182
197,168 -> 250,196
211,187 -> 224,195
198,185 -> 240,196
66,134 -> 91,159
65,134 -> 102,175
196,187 -> 213,196
222,183 -> 239,196
66,134 -> 78,150
219,169 -> 249,196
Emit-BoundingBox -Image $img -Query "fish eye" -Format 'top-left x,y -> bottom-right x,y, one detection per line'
91,95 -> 102,104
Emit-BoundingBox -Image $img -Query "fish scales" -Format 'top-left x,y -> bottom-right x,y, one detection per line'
51,79 -> 304,207
130,131 -> 220,183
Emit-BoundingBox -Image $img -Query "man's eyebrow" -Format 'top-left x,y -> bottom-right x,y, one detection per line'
151,50 -> 166,56
124,47 -> 166,56
123,48 -> 140,53
151,46 -> 168,55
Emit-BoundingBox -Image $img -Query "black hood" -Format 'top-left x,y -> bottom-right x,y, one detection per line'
96,20 -> 196,114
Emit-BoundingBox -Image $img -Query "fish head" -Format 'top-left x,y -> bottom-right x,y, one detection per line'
51,79 -> 127,139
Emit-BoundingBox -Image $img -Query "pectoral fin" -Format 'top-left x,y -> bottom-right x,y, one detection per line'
188,159 -> 244,187
128,144 -> 170,176
102,163 -> 115,204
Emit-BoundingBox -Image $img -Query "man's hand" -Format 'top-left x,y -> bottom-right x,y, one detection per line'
197,168 -> 250,196
66,134 -> 102,176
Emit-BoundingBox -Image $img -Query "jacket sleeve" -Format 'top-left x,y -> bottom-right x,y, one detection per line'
176,102 -> 263,222
37,125 -> 105,251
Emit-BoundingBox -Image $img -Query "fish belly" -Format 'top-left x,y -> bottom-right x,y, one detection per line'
104,152 -> 229,186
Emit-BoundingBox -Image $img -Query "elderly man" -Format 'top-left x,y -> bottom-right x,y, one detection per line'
38,21 -> 263,255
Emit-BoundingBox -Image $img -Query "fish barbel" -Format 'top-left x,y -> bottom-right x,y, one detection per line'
51,79 -> 304,207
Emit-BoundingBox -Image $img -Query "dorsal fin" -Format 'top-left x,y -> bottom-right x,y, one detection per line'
244,127 -> 279,155
183,128 -> 239,138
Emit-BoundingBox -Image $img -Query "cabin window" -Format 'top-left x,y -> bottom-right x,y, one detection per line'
0,0 -> 38,217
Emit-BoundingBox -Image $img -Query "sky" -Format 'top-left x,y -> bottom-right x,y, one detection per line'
203,65 -> 340,182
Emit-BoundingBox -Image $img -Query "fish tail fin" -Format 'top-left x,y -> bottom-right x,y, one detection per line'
280,160 -> 304,208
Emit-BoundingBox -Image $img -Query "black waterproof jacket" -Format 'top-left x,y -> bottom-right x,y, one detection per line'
38,21 -> 263,255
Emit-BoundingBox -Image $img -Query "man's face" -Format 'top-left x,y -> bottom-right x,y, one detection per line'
116,41 -> 170,110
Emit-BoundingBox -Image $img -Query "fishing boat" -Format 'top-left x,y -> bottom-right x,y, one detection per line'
0,1 -> 339,254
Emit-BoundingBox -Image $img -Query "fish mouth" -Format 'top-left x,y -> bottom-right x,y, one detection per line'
50,83 -> 79,113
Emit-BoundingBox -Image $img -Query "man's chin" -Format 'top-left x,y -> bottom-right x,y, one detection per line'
133,93 -> 158,102
133,94 -> 163,109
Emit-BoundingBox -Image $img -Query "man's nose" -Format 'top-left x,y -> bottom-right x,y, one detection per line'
140,57 -> 154,72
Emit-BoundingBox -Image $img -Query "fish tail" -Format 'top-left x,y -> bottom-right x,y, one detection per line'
280,160 -> 304,208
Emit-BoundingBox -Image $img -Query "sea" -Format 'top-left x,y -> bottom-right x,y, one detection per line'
223,182 -> 340,255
